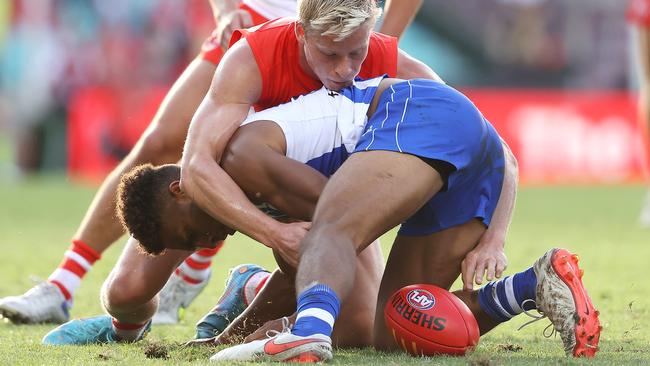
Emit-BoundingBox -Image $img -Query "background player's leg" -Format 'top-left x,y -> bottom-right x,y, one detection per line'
0,59 -> 218,325
211,269 -> 296,345
101,237 -> 190,325
42,237 -> 191,344
213,240 -> 384,349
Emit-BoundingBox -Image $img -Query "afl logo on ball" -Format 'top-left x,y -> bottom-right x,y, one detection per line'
406,289 -> 436,310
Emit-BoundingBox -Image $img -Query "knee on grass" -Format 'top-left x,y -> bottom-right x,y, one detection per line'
101,276 -> 158,314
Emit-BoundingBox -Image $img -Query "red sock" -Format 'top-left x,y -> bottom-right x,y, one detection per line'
175,242 -> 224,284
244,271 -> 271,306
48,240 -> 101,302
112,318 -> 148,341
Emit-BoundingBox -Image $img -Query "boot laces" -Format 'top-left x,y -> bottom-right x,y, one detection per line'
516,299 -> 557,338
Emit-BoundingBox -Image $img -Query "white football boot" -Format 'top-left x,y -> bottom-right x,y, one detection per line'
210,319 -> 332,363
533,248 -> 601,357
152,269 -> 211,325
0,282 -> 69,324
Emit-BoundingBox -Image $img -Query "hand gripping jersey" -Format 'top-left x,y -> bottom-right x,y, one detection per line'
230,18 -> 398,111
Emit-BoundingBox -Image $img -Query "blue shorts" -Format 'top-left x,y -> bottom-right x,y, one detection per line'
355,79 -> 505,236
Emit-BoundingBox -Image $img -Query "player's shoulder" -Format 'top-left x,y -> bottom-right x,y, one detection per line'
368,31 -> 398,52
254,17 -> 296,31
230,17 -> 297,46
369,31 -> 397,43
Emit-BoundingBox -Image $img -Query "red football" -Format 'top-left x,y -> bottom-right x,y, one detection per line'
384,284 -> 480,356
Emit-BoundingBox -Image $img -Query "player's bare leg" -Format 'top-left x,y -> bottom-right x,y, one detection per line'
295,151 -> 442,314
0,59 -> 217,325
211,151 -> 443,362
42,237 -> 191,344
100,238 -> 190,323
211,269 -> 297,345
195,242 -> 383,348
372,220 -> 489,350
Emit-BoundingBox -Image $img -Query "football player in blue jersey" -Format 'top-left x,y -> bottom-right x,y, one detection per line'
45,76 -> 599,360
212,77 -> 601,362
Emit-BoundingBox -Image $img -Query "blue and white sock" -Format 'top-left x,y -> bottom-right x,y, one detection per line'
477,267 -> 537,323
291,284 -> 340,338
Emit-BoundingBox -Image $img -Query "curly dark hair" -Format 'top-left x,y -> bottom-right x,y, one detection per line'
116,164 -> 180,255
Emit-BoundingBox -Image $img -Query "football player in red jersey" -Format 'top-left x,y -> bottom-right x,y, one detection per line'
0,0 -> 290,327
182,0 -> 510,304
628,0 -> 650,227
0,0 -> 425,326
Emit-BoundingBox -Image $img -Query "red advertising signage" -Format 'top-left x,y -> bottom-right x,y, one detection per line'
68,87 -> 648,185
465,89 -> 648,184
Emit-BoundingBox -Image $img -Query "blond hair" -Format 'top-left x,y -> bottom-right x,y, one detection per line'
298,0 -> 382,41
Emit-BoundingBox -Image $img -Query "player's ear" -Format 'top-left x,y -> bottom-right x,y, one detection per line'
295,22 -> 306,44
168,180 -> 186,199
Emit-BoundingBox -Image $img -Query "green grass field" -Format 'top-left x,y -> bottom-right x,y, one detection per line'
0,173 -> 648,365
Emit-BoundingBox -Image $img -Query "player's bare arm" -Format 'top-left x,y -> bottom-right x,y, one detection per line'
379,0 -> 423,40
461,142 -> 519,290
396,49 -> 444,83
222,122 -> 328,221
208,0 -> 253,50
185,116 -> 383,347
208,0 -> 242,17
181,40 -> 308,265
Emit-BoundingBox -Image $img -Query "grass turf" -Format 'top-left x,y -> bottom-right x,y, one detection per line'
0,175 -> 648,365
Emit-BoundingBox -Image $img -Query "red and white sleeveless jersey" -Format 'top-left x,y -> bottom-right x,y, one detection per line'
230,18 -> 398,111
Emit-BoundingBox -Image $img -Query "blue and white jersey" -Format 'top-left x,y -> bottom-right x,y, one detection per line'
241,76 -> 384,177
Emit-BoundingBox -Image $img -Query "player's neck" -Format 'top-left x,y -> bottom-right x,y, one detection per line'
297,46 -> 319,80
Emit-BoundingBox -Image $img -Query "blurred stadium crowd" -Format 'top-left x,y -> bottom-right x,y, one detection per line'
0,0 -> 639,181
0,0 -> 214,175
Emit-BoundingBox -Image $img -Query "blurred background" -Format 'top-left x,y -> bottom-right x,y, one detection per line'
0,0 -> 645,185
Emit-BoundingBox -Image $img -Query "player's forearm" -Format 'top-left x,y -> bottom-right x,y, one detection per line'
264,157 -> 327,222
482,141 -> 518,248
181,91 -> 279,246
183,154 -> 282,246
379,0 -> 423,39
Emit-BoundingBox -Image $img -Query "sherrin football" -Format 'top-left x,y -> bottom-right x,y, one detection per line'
384,284 -> 480,356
